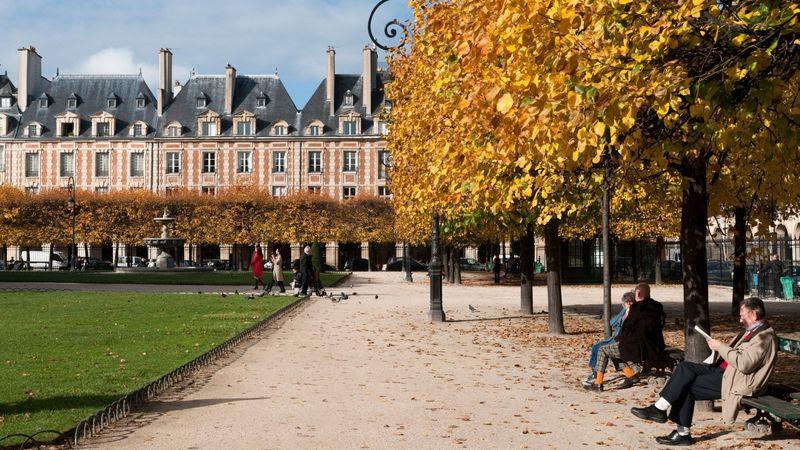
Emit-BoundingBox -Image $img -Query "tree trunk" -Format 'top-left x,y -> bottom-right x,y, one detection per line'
545,218 -> 565,334
26,246 -> 31,271
114,241 -> 119,269
681,157 -> 711,365
602,178 -> 613,338
654,236 -> 664,285
732,207 -> 748,317
83,243 -> 89,270
448,246 -> 456,284
520,223 -> 534,315
453,247 -> 462,285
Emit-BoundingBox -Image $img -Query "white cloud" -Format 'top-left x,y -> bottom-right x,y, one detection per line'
67,48 -> 190,92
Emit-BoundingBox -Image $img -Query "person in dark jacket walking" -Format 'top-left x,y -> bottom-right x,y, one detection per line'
585,283 -> 667,391
298,245 -> 313,296
492,255 -> 501,285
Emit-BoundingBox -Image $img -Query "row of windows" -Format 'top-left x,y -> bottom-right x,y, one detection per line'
19,150 -> 390,179
18,121 -> 361,138
20,183 -> 391,199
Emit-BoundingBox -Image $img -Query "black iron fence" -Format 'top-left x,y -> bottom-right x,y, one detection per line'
560,237 -> 799,299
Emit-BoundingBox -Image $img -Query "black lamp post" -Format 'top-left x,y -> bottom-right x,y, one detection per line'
368,1 -> 443,320
66,176 -> 77,271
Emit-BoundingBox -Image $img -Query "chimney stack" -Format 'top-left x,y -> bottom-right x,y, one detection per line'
157,48 -> 173,116
17,46 -> 43,112
362,45 -> 377,116
224,64 -> 236,115
326,47 -> 336,116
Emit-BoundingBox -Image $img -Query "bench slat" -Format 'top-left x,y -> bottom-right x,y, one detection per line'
741,396 -> 800,420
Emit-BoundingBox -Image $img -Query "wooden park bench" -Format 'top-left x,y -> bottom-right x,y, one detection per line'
740,333 -> 800,436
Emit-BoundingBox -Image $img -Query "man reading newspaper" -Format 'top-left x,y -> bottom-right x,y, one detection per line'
630,297 -> 778,446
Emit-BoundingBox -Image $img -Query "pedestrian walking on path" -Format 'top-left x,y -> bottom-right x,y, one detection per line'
250,246 -> 265,290
265,248 -> 286,293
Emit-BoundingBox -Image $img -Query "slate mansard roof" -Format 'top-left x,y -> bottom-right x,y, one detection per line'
299,72 -> 389,135
17,74 -> 159,138
161,74 -> 299,137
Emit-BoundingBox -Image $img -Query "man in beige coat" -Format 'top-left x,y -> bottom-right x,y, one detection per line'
630,297 -> 778,446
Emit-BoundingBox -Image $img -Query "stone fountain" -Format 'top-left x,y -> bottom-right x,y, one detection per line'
144,208 -> 185,269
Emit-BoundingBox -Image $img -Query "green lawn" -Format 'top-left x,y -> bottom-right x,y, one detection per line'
0,291 -> 301,445
0,270 -> 349,286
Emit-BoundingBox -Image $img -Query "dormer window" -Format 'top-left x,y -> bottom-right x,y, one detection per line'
106,93 -> 118,109
344,90 -> 354,107
27,124 -> 39,137
310,125 -> 320,136
135,93 -> 146,109
343,121 -> 357,135
196,92 -> 208,108
256,92 -> 268,108
39,97 -> 49,109
0,97 -> 10,108
130,121 -> 147,137
273,125 -> 287,136
67,93 -> 79,109
167,125 -> 181,137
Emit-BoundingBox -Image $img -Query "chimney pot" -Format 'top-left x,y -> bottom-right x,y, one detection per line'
326,47 -> 336,116
224,64 -> 237,115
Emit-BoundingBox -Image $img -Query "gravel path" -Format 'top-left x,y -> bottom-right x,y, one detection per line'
84,273 -> 800,449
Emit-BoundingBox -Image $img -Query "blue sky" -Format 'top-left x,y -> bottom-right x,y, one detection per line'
0,0 -> 411,107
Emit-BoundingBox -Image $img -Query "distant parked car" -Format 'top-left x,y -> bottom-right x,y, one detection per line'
459,257 -> 484,271
206,259 -> 231,270
116,256 -> 147,268
79,257 -> 113,270
384,257 -> 428,272
344,258 -> 371,271
18,250 -> 69,270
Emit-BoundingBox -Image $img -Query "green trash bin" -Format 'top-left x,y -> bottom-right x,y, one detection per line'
780,276 -> 794,300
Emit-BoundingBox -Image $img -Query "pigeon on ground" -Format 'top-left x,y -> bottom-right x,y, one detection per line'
221,293 -> 227,298
246,294 -> 255,300
469,304 -> 477,312
352,292 -> 357,296
375,295 -> 379,299
235,290 -> 239,295
198,291 -> 202,295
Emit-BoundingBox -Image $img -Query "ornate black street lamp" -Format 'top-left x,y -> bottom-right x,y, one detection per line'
368,0 -> 445,321
66,176 -> 77,271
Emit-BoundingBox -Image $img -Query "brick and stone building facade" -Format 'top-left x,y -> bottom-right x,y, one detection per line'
0,46 -> 399,268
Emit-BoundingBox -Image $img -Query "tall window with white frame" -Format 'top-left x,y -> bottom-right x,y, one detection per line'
378,150 -> 390,179
202,121 -> 217,137
378,186 -> 391,198
95,152 -> 109,177
59,152 -> 74,177
25,153 -> 39,177
201,186 -> 216,196
343,186 -> 356,200
343,150 -> 357,172
237,121 -> 251,136
272,186 -> 287,197
0,145 -> 4,172
272,151 -> 286,173
237,151 -> 252,173
308,151 -> 322,173
166,152 -> 180,174
96,122 -> 110,137
130,152 -> 145,177
343,121 -> 357,135
202,152 -> 216,174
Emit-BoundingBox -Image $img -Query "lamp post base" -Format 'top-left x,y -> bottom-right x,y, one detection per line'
428,309 -> 446,322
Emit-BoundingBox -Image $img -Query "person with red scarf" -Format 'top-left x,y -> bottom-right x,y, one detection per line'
250,245 -> 265,290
